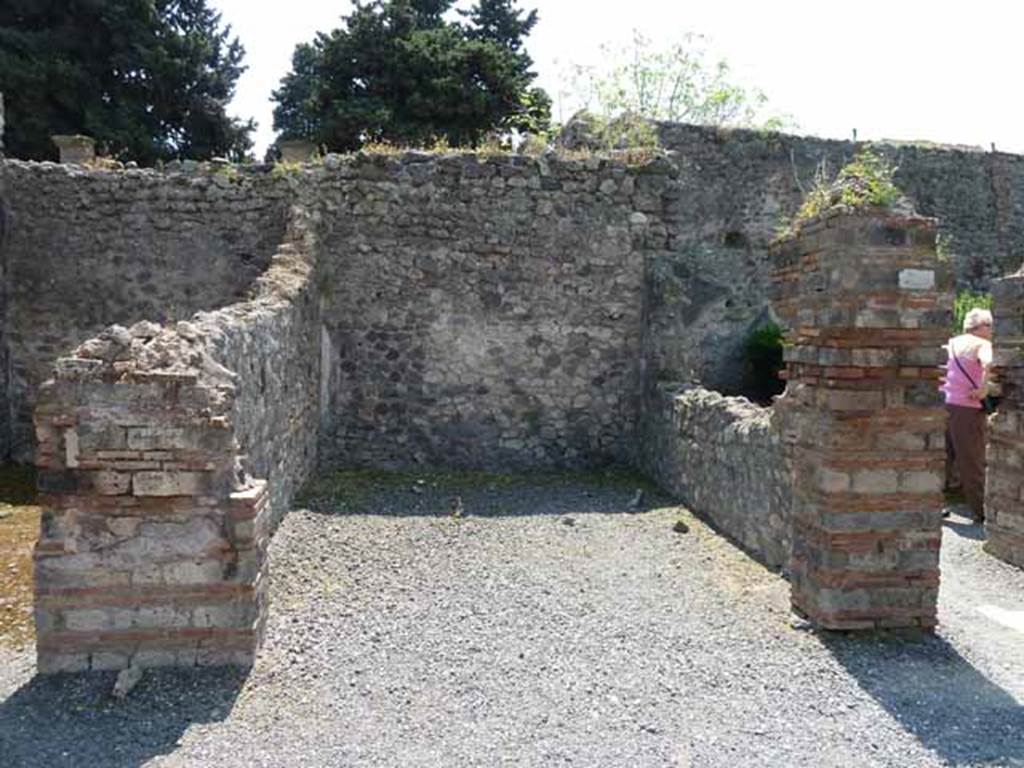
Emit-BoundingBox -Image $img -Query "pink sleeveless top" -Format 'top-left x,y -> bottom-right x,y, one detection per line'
943,339 -> 986,409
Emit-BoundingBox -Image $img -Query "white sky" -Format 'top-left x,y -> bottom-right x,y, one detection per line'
210,0 -> 1024,156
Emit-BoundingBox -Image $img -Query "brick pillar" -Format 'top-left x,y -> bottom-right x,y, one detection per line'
32,329 -> 271,672
771,209 -> 953,630
986,272 -> 1024,567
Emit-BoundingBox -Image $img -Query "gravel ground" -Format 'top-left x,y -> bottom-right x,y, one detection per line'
1,472 -> 1022,768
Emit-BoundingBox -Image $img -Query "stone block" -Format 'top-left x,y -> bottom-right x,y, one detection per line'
133,471 -> 205,497
51,134 -> 95,164
94,470 -> 132,495
126,427 -> 191,451
37,652 -> 91,674
63,608 -> 111,632
850,469 -> 900,494
91,652 -> 131,671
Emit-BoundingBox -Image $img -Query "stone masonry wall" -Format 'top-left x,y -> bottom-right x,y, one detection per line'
193,204 -> 322,525
31,204 -> 319,672
4,127 -> 1024,469
0,161 -> 289,461
314,152 -> 652,469
636,384 -> 790,569
0,142 -> 9,461
986,272 -> 1024,567
650,124 -> 1024,393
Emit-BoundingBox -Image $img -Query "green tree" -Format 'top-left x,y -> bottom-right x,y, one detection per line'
563,31 -> 792,130
272,0 -> 550,152
0,0 -> 254,164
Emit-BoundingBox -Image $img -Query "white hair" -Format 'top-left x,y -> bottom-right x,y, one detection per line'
963,307 -> 993,333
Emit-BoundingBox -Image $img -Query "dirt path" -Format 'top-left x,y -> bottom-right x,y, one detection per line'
0,467 -> 39,651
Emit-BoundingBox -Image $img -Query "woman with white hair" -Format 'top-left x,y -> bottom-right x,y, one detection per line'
942,307 -> 994,522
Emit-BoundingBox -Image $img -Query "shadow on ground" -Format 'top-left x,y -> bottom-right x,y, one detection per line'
943,517 -> 987,542
0,667 -> 245,768
297,466 -> 669,518
825,632 -> 1024,766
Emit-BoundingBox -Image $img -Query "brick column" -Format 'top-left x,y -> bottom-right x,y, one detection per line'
32,327 -> 271,672
771,209 -> 953,630
986,272 -> 1024,567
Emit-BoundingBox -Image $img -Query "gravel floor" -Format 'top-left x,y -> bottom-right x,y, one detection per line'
1,472 -> 1022,768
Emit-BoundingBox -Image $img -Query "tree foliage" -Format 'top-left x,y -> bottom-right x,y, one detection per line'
563,31 -> 790,130
272,0 -> 550,152
0,0 -> 254,164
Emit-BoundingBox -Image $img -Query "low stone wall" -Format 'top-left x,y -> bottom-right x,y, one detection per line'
637,384 -> 790,569
31,207 -> 319,672
194,205 -> 322,525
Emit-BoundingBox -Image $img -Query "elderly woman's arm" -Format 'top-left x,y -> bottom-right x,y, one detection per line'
970,341 -> 994,401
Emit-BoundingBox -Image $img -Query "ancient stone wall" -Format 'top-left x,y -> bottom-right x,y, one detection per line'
3,130 -> 1024,470
313,152 -> 651,469
193,205 -> 322,524
30,205 -> 319,671
6,122 -> 1024,670
0,144 -> 9,462
636,384 -> 790,569
650,124 -> 1024,392
0,161 -> 290,461
986,272 -> 1024,567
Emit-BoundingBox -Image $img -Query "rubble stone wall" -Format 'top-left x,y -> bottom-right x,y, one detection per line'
31,204 -> 318,672
986,273 -> 1024,567
314,153 -> 652,469
636,384 -> 791,569
651,124 -> 1024,392
194,205 -> 322,525
0,161 -> 289,461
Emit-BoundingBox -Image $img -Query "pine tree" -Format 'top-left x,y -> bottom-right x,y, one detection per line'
0,0 -> 254,164
272,0 -> 550,152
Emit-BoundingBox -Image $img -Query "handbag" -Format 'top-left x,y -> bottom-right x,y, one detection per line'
951,351 -> 1000,415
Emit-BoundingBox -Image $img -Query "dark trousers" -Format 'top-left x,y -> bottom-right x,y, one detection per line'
946,405 -> 987,520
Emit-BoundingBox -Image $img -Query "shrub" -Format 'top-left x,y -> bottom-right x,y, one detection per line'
777,149 -> 903,239
953,290 -> 992,334
742,322 -> 786,404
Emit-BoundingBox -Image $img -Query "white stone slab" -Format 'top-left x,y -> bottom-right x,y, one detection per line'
899,268 -> 936,291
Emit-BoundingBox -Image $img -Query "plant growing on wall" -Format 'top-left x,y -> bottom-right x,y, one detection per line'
793,149 -> 902,224
271,0 -> 551,152
775,149 -> 905,239
0,0 -> 255,164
